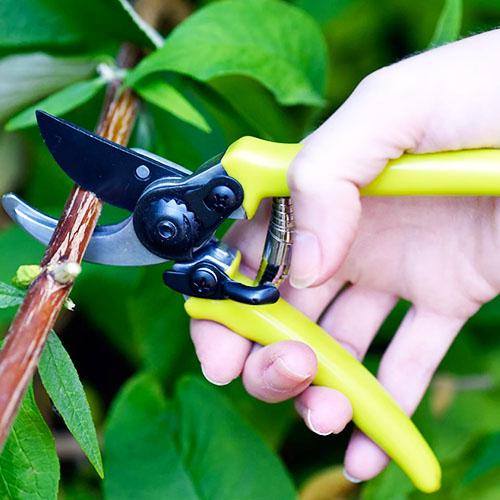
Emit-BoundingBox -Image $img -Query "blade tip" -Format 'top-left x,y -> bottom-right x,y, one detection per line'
1,193 -> 19,219
35,109 -> 50,126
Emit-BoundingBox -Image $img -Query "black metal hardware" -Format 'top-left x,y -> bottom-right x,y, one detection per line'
164,261 -> 279,305
133,164 -> 243,261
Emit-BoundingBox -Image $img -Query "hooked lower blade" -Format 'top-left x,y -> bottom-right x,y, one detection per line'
36,110 -> 191,212
2,193 -> 167,266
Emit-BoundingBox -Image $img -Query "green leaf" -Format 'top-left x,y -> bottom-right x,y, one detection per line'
104,374 -> 198,499
72,263 -> 143,363
0,386 -> 60,500
104,375 -> 296,499
135,77 -> 212,133
39,331 -> 103,478
219,379 -> 295,449
463,433 -> 500,484
361,461 -> 414,500
0,52 -> 99,123
128,268 -> 191,381
139,78 -> 252,170
0,282 -> 25,309
110,0 -> 162,48
294,0 -> 353,27
0,0 -> 161,50
127,0 -> 327,107
429,0 -> 463,48
6,77 -> 106,131
413,379 -> 500,465
209,75 -> 304,142
175,377 -> 296,500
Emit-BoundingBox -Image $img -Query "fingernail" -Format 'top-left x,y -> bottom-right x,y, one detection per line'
201,364 -> 231,386
305,408 -> 332,436
264,356 -> 311,391
343,469 -> 362,484
289,230 -> 320,289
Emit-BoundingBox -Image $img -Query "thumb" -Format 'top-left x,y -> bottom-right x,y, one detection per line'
288,65 -> 430,289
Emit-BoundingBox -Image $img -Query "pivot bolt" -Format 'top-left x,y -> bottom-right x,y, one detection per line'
135,165 -> 150,180
190,268 -> 218,296
157,220 -> 177,240
206,185 -> 237,213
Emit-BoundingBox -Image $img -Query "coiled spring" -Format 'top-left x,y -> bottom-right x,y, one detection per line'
256,197 -> 294,287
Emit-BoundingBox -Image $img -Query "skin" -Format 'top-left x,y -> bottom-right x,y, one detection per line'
191,29 -> 500,482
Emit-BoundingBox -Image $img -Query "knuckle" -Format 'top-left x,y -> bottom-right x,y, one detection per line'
356,65 -> 399,96
289,148 -> 345,201
288,149 -> 322,197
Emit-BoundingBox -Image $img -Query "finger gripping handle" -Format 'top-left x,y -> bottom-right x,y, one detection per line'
185,273 -> 441,493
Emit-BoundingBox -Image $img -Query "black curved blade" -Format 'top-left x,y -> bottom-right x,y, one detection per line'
36,110 -> 190,212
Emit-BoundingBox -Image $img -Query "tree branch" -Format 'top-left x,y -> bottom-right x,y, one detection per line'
0,0 -> 190,449
0,48 -> 139,449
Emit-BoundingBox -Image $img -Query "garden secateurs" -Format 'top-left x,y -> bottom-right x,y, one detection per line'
6,111 -> 500,493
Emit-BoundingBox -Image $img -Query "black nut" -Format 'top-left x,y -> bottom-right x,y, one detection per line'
205,185 -> 237,213
190,267 -> 218,296
157,220 -> 177,240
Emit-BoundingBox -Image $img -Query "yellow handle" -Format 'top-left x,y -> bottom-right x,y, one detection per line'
222,137 -> 500,217
185,255 -> 441,493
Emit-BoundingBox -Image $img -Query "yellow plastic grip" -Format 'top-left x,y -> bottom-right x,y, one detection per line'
222,137 -> 500,218
221,138 -> 300,217
185,256 -> 441,493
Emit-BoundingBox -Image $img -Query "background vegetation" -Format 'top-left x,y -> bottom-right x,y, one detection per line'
0,0 -> 499,498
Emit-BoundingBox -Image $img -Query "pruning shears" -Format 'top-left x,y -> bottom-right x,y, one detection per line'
5,111 -> 500,493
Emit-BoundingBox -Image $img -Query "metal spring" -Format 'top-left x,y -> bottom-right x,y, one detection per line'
255,197 -> 294,287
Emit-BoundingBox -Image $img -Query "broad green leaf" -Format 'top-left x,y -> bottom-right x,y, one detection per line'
463,433 -> 500,484
105,375 -> 296,499
127,268 -> 191,381
0,53 -> 99,123
0,282 -> 24,309
141,75 -> 263,171
456,466 -> 500,500
0,386 -> 60,500
127,0 -> 327,107
72,264 -> 143,363
414,382 -> 500,464
429,0 -> 463,47
110,0 -> 163,48
457,475 -> 500,500
104,374 -> 198,499
361,461 -> 414,500
39,331 -> 103,478
209,75 -> 304,142
135,77 -> 211,133
294,0 -> 353,27
175,377 -> 296,500
6,77 -> 106,131
0,0 -> 161,50
220,379 -> 295,449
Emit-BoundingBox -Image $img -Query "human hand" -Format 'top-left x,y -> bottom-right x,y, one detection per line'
191,29 -> 500,482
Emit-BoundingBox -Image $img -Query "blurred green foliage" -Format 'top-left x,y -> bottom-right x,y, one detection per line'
0,0 -> 499,498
